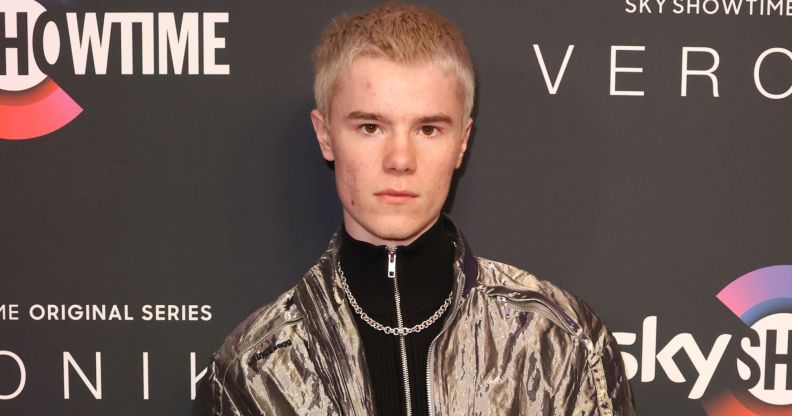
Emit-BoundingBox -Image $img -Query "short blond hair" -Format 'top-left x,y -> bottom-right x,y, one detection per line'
313,2 -> 475,120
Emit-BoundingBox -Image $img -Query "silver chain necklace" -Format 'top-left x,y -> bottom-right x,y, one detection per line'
336,259 -> 454,336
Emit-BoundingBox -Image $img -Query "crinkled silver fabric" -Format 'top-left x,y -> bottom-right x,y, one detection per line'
209,218 -> 636,415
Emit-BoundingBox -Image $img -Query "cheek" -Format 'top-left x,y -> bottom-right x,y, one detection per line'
428,153 -> 458,182
422,157 -> 457,206
336,160 -> 362,205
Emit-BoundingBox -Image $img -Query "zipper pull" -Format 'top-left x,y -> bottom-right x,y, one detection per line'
498,296 -> 510,318
387,247 -> 397,279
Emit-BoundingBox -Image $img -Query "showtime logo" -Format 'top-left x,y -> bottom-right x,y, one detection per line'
0,0 -> 229,140
615,265 -> 792,415
705,266 -> 792,415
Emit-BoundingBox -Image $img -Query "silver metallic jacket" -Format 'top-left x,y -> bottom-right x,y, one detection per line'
209,220 -> 636,415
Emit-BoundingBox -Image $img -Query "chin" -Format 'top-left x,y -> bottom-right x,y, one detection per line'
368,215 -> 434,244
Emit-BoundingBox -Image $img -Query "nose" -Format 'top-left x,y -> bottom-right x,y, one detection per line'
382,131 -> 416,175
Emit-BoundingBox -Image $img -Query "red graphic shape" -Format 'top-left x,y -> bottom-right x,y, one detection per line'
704,390 -> 792,416
0,78 -> 83,140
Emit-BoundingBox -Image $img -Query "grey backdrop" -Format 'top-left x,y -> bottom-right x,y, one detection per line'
1,0 -> 791,415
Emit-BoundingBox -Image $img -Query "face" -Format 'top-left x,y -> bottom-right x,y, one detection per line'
311,56 -> 473,247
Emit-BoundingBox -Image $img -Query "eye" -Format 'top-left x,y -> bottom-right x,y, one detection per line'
420,126 -> 440,136
359,124 -> 379,134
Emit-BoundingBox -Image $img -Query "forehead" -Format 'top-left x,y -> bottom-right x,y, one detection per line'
332,57 -> 465,120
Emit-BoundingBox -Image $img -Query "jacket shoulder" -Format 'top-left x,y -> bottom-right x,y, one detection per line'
208,285 -> 305,415
474,257 -> 610,348
472,257 -> 635,414
213,288 -> 299,369
216,288 -> 300,359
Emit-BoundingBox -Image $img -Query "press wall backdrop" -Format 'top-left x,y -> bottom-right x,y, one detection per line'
1,0 -> 791,415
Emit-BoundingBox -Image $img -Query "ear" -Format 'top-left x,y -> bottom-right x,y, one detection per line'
310,109 -> 335,161
455,117 -> 473,168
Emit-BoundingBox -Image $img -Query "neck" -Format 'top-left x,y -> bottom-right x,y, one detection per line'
342,213 -> 440,247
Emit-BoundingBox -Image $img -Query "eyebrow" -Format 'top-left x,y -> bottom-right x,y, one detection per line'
347,111 -> 388,122
416,113 -> 453,124
346,111 -> 453,124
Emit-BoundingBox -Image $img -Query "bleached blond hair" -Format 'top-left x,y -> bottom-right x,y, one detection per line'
313,2 -> 475,120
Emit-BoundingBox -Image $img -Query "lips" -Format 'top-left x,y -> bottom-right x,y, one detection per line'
374,189 -> 418,204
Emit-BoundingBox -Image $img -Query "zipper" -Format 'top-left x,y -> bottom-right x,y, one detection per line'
389,247 -> 413,416
489,293 -> 578,336
425,268 -> 464,415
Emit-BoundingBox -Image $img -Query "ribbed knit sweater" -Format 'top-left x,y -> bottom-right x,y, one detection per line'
339,218 -> 455,416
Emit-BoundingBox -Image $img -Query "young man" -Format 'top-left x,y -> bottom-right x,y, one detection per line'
209,3 -> 635,415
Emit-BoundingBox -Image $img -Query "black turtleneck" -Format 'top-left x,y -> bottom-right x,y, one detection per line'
339,218 -> 455,416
